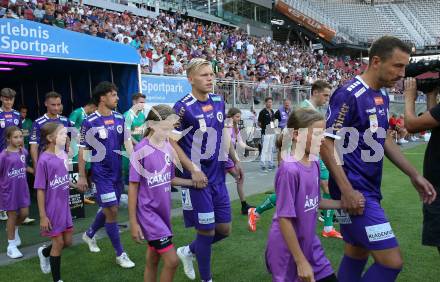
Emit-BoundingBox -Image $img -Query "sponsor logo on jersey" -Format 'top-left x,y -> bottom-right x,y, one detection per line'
304,194 -> 319,212
198,212 -> 215,225
202,104 -> 213,112
147,171 -> 172,188
216,112 -> 223,122
49,174 -> 70,189
104,119 -> 115,125
332,103 -> 349,132
211,95 -> 222,102
7,167 -> 26,178
374,96 -> 384,105
365,222 -> 395,242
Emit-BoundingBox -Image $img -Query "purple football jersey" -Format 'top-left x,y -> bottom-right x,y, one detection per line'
0,149 -> 30,211
34,151 -> 72,236
129,138 -> 175,241
0,109 -> 21,151
173,93 -> 226,185
30,114 -> 74,152
326,76 -> 390,201
266,157 -> 333,281
79,111 -> 130,184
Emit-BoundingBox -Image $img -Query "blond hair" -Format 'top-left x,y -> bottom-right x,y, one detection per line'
186,58 -> 212,77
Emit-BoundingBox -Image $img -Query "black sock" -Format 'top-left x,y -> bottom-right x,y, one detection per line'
241,201 -> 247,208
42,245 -> 52,257
50,256 -> 61,282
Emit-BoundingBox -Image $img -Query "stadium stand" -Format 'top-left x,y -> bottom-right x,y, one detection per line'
281,0 -> 440,47
0,0 -> 366,87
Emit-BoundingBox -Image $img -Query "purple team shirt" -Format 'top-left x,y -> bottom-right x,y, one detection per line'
0,109 -> 21,151
266,157 -> 333,281
173,93 -> 226,185
30,114 -> 73,152
34,151 -> 72,237
129,138 -> 175,241
80,111 -> 130,184
326,76 -> 390,201
0,149 -> 30,211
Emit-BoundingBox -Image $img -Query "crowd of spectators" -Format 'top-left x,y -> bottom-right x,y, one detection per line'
1,0 -> 366,87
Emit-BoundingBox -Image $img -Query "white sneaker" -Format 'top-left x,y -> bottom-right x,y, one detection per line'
37,246 -> 51,274
7,245 -> 23,259
14,235 -> 21,247
116,252 -> 135,268
177,246 -> 196,280
82,232 -> 100,253
23,217 -> 36,224
14,228 -> 21,247
0,211 -> 7,221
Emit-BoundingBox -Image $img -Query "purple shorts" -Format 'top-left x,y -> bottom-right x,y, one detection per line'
0,185 -> 30,211
224,158 -> 235,171
94,181 -> 123,208
181,183 -> 231,230
336,198 -> 398,250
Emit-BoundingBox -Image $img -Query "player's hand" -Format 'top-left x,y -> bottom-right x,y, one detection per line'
191,170 -> 208,189
341,189 -> 365,215
410,174 -> 437,204
234,162 -> 244,184
77,175 -> 88,192
297,259 -> 315,282
40,216 -> 52,232
404,78 -> 417,101
130,222 -> 145,243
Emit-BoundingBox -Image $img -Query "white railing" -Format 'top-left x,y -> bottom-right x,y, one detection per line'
214,79 -> 312,109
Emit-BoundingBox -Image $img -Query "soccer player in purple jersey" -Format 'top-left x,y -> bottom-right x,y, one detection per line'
0,127 -> 32,259
0,88 -> 22,152
29,91 -> 74,170
35,123 -> 73,282
172,58 -> 241,282
266,108 -> 340,282
129,105 -> 193,282
77,81 -> 135,268
321,36 -> 437,282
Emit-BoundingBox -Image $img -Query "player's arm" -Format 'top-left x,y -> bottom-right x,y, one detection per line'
172,102 -> 207,188
128,181 -> 144,243
169,139 -> 207,188
404,78 -> 439,133
77,120 -> 91,192
321,137 -> 365,215
36,189 -> 51,231
29,123 -> 40,170
384,134 -> 436,204
279,218 -> 315,282
319,199 -> 341,210
171,177 -> 193,187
